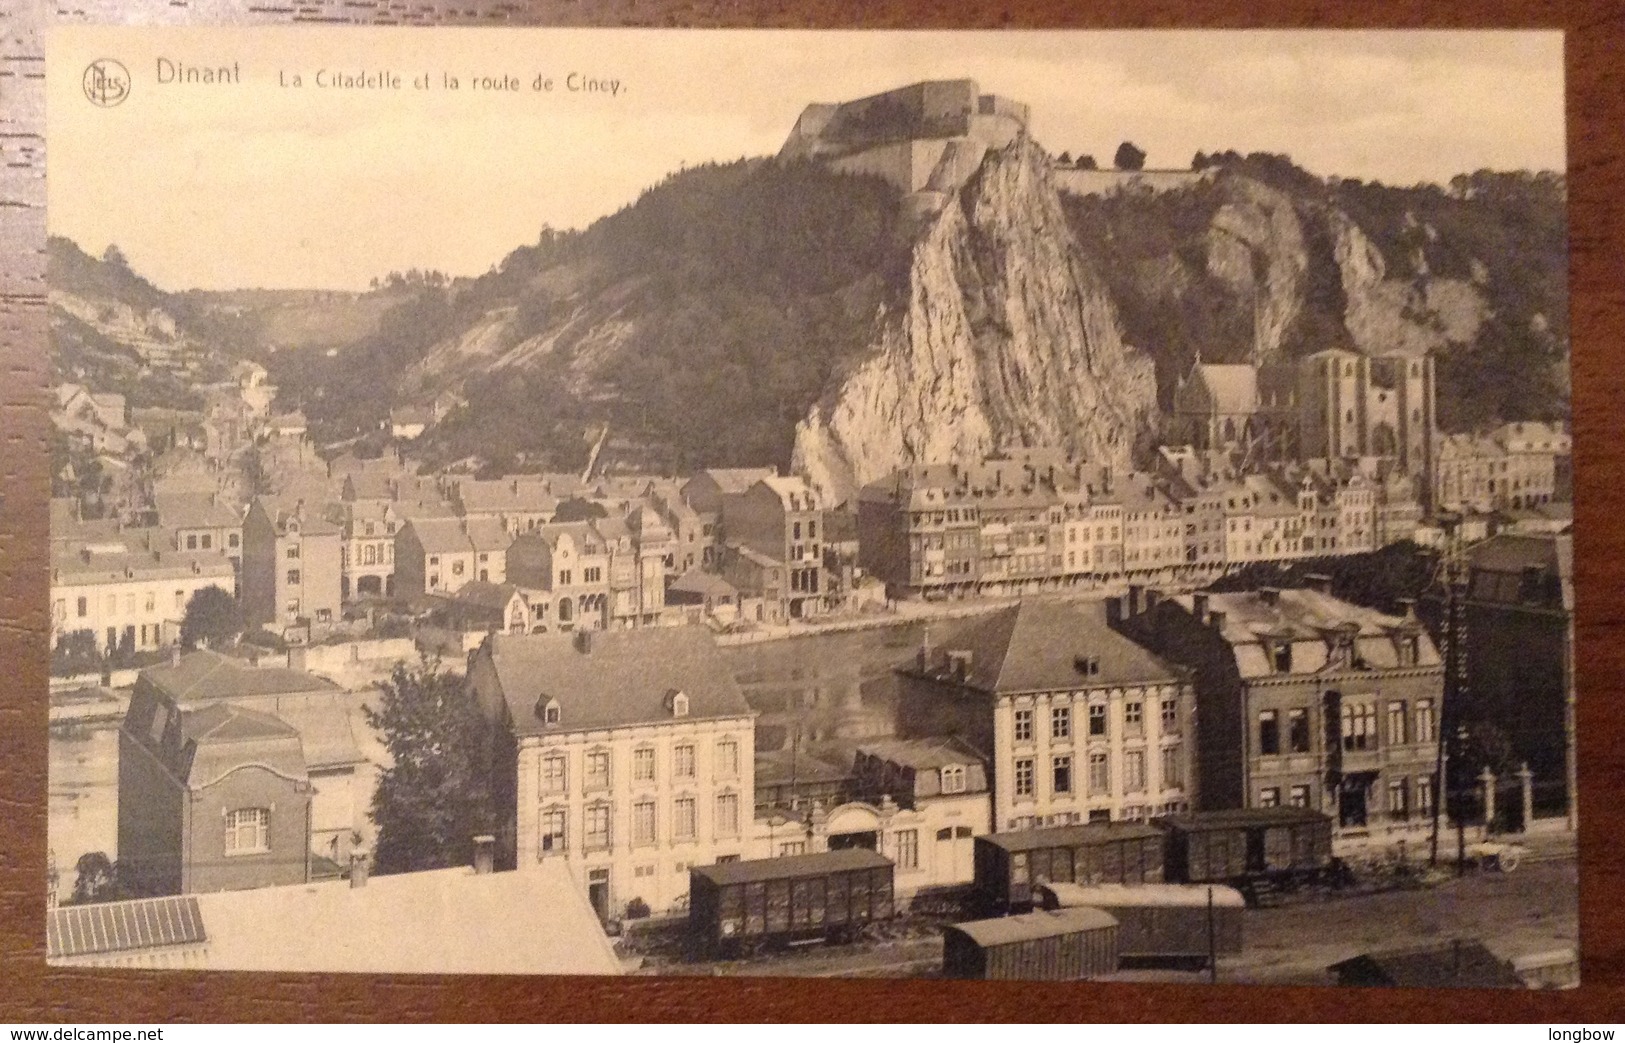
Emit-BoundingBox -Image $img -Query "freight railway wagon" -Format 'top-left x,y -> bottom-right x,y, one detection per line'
942,908 -> 1120,981
687,849 -> 895,959
1157,808 -> 1334,892
1034,881 -> 1246,962
972,822 -> 1166,914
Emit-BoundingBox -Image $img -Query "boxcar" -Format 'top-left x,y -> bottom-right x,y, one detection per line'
973,822 -> 1165,914
1033,881 -> 1245,961
942,908 -> 1120,981
1157,808 -> 1333,886
688,849 -> 895,958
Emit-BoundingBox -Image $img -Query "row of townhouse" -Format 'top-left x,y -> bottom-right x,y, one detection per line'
1435,421 -> 1572,514
467,578 -> 1447,923
856,448 -> 1421,600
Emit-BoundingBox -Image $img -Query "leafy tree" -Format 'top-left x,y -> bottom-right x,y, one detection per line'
181,585 -> 244,650
1057,151 -> 1073,165
51,629 -> 102,677
1076,154 -> 1098,170
69,852 -> 125,905
364,657 -> 497,875
552,497 -> 608,523
1114,141 -> 1147,171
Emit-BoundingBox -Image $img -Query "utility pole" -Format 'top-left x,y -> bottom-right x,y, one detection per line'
1430,510 -> 1469,868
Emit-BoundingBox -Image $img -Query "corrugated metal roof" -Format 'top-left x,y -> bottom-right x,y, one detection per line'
690,848 -> 892,886
948,907 -> 1118,947
47,895 -> 205,959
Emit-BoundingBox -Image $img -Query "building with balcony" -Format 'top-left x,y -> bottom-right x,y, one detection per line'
1111,582 -> 1443,839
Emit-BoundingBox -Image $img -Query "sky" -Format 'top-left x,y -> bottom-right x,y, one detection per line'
47,27 -> 1565,292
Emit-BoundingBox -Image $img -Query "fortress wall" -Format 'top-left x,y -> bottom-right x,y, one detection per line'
925,138 -> 993,194
966,112 -> 1025,151
1052,167 -> 1216,198
976,94 -> 1031,126
831,139 -> 955,195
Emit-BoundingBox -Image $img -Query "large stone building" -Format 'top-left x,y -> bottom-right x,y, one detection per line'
779,79 -> 1030,219
469,627 -> 756,920
118,687 -> 312,896
1112,582 -> 1443,839
896,600 -> 1196,834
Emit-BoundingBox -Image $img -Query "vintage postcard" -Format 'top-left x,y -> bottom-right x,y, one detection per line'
44,26 -> 1575,986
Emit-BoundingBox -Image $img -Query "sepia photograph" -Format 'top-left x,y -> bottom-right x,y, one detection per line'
41,26 -> 1576,987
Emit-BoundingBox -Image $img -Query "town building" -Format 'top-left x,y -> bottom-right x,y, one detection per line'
330,500 -> 399,600
468,627 -> 756,920
679,467 -> 776,566
1435,421 -> 1572,515
504,522 -> 614,632
1464,532 -> 1575,826
118,686 -> 312,896
50,525 -> 236,657
133,649 -> 371,866
848,736 -> 991,888
240,497 -> 344,634
1112,582 -> 1443,839
393,516 -> 512,598
896,599 -> 1196,833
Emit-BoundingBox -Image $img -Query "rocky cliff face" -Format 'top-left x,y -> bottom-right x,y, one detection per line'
792,139 -> 1158,505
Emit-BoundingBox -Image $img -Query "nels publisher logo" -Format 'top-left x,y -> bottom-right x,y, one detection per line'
82,59 -> 130,107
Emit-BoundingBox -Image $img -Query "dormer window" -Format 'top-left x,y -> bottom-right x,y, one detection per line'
667,689 -> 689,718
1269,640 -> 1292,674
538,696 -> 561,726
940,764 -> 966,795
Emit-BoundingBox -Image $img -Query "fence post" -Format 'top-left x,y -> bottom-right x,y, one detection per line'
1479,767 -> 1497,835
1517,763 -> 1534,833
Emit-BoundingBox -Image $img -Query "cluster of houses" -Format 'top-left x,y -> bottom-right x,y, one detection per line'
85,518 -> 1572,939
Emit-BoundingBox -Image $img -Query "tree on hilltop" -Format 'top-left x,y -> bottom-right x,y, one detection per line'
1114,141 -> 1147,171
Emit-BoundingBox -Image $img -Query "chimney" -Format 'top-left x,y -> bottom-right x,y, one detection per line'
1106,595 -> 1124,627
349,849 -> 370,889
170,647 -> 182,668
1304,573 -> 1333,595
1192,592 -> 1209,625
1259,587 -> 1281,606
1145,589 -> 1161,613
1128,584 -> 1145,617
1209,609 -> 1227,631
573,629 -> 592,654
473,834 -> 495,875
917,624 -> 933,674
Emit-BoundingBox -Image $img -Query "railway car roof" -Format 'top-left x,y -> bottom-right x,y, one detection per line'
1037,882 -> 1246,909
948,908 -> 1119,947
976,821 -> 1164,851
690,848 -> 893,886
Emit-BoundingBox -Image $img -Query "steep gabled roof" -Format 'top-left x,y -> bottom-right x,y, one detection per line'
918,600 -> 1181,695
485,627 -> 752,736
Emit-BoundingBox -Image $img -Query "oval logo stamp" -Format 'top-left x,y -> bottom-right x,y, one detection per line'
83,59 -> 130,107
